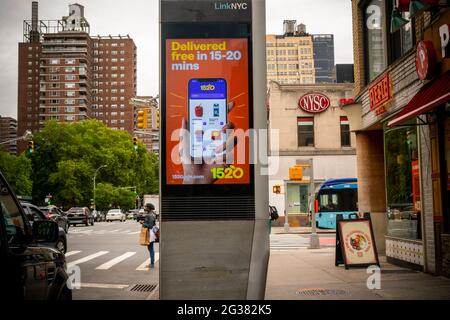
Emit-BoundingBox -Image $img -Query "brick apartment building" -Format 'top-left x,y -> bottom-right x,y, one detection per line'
17,2 -> 136,152
0,116 -> 18,155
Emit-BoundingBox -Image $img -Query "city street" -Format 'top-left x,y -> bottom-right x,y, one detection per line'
66,221 -> 336,300
66,220 -> 159,300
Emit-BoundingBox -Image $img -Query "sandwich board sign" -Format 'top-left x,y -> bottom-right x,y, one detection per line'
335,213 -> 380,269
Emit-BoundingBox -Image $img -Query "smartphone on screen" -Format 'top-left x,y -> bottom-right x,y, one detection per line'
188,78 -> 227,160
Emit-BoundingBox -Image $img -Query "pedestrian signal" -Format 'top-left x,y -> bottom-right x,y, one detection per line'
273,185 -> 281,194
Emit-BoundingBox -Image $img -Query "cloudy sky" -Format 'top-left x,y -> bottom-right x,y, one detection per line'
0,0 -> 353,118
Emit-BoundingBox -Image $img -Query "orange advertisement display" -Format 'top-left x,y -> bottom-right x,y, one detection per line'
338,219 -> 379,267
165,38 -> 250,185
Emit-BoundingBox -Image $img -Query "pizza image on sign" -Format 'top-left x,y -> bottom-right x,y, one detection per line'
338,219 -> 379,267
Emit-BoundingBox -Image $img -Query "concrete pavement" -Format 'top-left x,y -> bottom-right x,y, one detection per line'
266,228 -> 450,300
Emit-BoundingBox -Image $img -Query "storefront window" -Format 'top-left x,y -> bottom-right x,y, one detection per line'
287,183 -> 309,214
384,124 -> 421,240
363,0 -> 387,82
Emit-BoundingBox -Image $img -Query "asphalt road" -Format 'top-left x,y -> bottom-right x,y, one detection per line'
66,219 -> 159,300
65,220 -> 336,300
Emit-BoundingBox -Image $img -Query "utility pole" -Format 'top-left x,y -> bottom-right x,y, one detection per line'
309,158 -> 320,249
93,165 -> 107,211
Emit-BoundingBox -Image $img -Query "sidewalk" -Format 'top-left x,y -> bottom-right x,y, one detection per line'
266,247 -> 450,300
271,226 -> 336,234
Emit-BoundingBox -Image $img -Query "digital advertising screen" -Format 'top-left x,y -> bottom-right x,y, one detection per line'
165,38 -> 250,185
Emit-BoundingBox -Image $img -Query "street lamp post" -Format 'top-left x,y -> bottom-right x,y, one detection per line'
93,165 -> 107,212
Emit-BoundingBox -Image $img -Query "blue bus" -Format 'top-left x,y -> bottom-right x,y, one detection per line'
314,178 -> 358,229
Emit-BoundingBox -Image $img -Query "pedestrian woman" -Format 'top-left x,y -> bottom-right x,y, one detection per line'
141,203 -> 157,268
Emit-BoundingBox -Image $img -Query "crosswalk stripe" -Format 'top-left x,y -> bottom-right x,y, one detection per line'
65,250 -> 81,257
136,253 -> 160,271
67,251 -> 109,268
96,252 -> 137,270
127,231 -> 140,235
80,283 -> 129,289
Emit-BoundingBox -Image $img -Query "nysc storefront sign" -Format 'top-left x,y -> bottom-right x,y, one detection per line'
298,93 -> 331,113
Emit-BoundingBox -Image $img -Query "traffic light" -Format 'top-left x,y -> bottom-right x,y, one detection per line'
27,141 -> 34,156
133,137 -> 138,151
155,110 -> 160,129
137,109 -> 148,129
273,185 -> 281,194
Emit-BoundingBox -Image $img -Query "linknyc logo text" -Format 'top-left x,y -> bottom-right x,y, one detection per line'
214,2 -> 248,10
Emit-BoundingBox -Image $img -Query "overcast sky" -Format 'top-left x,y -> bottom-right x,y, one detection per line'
0,0 -> 353,118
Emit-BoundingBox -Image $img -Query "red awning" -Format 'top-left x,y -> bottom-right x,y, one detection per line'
388,71 -> 450,127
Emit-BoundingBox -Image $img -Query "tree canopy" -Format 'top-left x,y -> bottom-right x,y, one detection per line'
0,147 -> 32,196
30,120 -> 159,209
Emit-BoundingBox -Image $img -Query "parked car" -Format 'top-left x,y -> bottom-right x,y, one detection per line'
128,209 -> 138,220
92,210 -> 105,222
21,202 -> 68,254
136,208 -> 145,222
0,171 -> 72,300
67,207 -> 94,226
106,208 -> 126,222
39,205 -> 69,233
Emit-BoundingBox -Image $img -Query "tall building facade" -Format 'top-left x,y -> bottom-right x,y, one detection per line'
0,116 -> 18,155
312,34 -> 335,83
333,64 -> 355,83
267,81 -> 359,227
17,2 -> 137,152
92,36 -> 137,132
266,21 -> 315,85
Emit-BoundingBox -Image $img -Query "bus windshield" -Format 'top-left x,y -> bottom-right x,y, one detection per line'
319,188 -> 357,212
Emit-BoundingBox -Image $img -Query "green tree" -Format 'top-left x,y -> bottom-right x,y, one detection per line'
95,183 -> 115,211
112,188 -> 135,212
0,148 -> 32,196
31,120 -> 159,208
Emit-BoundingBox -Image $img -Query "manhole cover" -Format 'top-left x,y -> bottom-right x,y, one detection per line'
128,284 -> 157,293
297,288 -> 348,296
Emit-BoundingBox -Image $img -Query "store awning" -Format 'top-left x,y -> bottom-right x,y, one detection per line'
388,71 -> 450,127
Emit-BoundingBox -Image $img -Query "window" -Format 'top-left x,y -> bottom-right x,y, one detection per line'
384,124 -> 421,240
389,7 -> 414,60
363,0 -> 387,82
66,91 -> 75,97
1,177 -> 28,245
65,99 -> 75,105
50,58 -> 60,65
65,75 -> 76,81
65,83 -> 76,89
65,58 -> 75,64
50,75 -> 60,81
65,67 -> 76,73
297,117 -> 314,147
340,116 -> 351,147
65,106 -> 75,112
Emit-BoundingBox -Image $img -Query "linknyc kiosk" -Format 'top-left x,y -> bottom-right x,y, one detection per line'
159,0 -> 269,299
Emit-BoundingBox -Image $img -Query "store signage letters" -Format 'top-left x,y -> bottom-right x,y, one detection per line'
440,23 -> 449,58
298,93 -> 330,113
416,40 -> 437,80
368,73 -> 391,116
